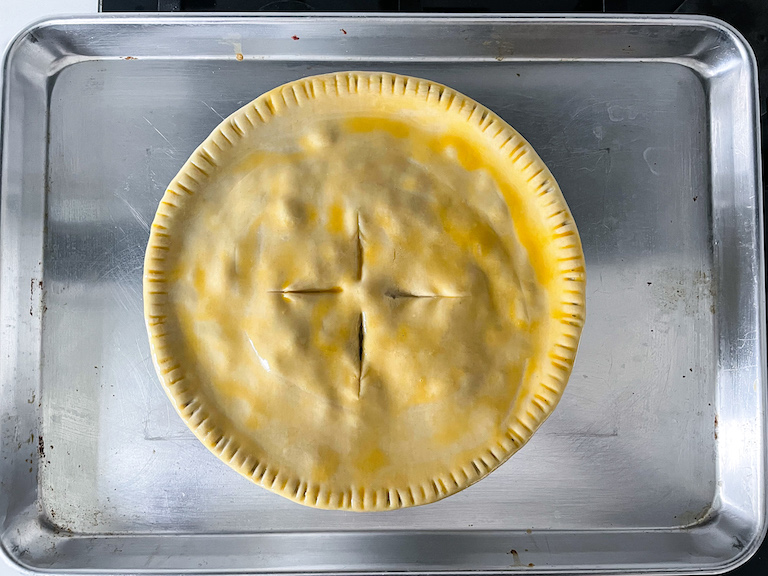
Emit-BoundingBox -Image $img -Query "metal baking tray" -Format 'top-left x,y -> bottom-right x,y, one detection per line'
0,13 -> 765,575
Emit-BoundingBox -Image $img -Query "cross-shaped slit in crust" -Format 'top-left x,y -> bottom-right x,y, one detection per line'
266,212 -> 465,398
357,311 -> 365,398
266,287 -> 343,294
356,211 -> 363,282
383,289 -> 465,299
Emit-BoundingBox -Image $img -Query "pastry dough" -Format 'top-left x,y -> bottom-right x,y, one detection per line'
143,72 -> 585,511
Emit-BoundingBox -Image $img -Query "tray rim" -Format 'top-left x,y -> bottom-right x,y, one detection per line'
2,11 -> 765,66
0,11 -> 765,576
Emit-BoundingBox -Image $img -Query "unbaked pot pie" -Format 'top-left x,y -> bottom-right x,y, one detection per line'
143,72 -> 586,511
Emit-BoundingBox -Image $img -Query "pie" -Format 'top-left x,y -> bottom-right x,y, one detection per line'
143,72 -> 586,511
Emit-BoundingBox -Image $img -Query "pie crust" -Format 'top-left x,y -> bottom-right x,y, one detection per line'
143,72 -> 586,511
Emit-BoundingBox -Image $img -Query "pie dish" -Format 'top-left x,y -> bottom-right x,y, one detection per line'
143,72 -> 586,511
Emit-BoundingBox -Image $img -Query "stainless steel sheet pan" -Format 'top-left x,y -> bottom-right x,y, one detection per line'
0,13 -> 765,575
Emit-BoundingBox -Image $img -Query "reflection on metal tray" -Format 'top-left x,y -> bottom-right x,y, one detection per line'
0,13 -> 765,575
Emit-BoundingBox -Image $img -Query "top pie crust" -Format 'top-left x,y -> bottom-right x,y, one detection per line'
143,72 -> 586,511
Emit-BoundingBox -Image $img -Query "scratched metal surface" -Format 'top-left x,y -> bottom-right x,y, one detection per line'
0,14 -> 765,575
